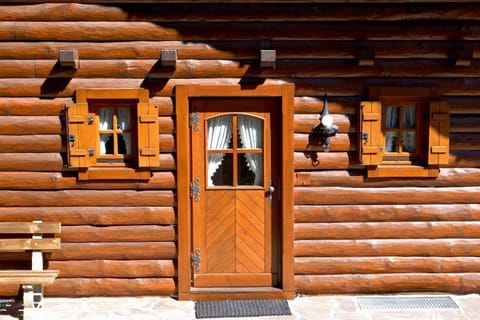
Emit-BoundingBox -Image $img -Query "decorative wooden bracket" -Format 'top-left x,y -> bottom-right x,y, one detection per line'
59,49 -> 79,69
356,47 -> 375,67
260,49 -> 276,68
450,47 -> 473,67
161,49 -> 177,67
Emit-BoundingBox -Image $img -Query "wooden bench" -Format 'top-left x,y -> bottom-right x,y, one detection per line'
0,221 -> 61,320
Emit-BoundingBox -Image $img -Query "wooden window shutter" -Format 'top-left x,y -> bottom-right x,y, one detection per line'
428,101 -> 450,166
137,102 -> 159,167
67,102 -> 91,168
360,101 -> 382,165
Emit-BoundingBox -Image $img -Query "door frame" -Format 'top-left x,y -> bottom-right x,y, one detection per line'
176,84 -> 295,300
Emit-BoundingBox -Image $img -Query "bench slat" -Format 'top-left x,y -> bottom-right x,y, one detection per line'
0,270 -> 59,285
0,222 -> 61,234
0,238 -> 61,252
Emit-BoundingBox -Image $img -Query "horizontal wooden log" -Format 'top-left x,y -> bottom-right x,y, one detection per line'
0,135 -> 63,153
0,97 -> 171,116
295,168 -> 480,187
50,260 -> 175,278
0,115 -> 174,135
295,186 -> 480,205
294,152 -> 354,170
295,204 -> 480,223
294,133 -> 354,152
159,116 -> 175,133
160,134 -> 175,152
0,97 -> 70,116
0,190 -> 174,207
44,278 -> 176,297
1,21 -> 480,41
4,40 -> 480,60
294,97 -> 357,114
0,171 -> 176,190
294,239 -> 480,257
0,153 -> 63,171
0,116 -> 61,134
0,152 -> 176,171
450,133 -> 480,151
0,0 -> 479,4
0,206 -> 176,225
295,221 -> 480,240
4,3 -> 480,22
61,225 -> 176,242
7,59 -> 480,79
451,115 -> 480,133
4,78 -> 480,98
295,257 -> 480,275
160,153 -> 176,170
295,273 -> 480,294
450,151 -> 480,168
52,242 -> 176,260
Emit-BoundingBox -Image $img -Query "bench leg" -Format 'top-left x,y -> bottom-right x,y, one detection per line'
22,284 -> 44,320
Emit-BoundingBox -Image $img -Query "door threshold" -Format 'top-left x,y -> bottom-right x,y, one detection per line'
186,287 -> 294,301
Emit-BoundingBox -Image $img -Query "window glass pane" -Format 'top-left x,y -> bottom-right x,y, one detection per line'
100,134 -> 113,155
238,115 -> 263,149
402,106 -> 416,129
385,131 -> 399,152
385,106 -> 400,129
118,133 -> 131,155
208,153 -> 233,186
117,107 -> 131,130
402,131 -> 416,153
99,108 -> 113,130
238,153 -> 263,186
207,115 -> 233,151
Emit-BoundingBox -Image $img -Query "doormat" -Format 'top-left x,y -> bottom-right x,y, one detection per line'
357,296 -> 459,310
195,299 -> 291,318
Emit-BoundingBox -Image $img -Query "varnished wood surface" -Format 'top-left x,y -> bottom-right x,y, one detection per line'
0,1 -> 479,298
295,273 -> 480,294
3,3 -> 480,22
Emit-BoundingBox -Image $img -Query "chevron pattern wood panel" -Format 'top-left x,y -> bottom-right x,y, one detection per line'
236,190 -> 265,273
206,190 -> 236,273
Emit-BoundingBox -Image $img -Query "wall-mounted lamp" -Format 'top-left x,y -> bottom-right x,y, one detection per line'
312,94 -> 339,151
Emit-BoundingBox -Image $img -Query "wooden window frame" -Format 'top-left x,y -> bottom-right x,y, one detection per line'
175,84 -> 295,300
67,88 -> 159,180
361,87 -> 450,178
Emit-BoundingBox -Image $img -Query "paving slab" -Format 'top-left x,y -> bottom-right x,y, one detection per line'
0,294 -> 478,320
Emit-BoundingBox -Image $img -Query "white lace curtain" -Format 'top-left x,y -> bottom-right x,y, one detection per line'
385,106 -> 416,153
238,115 -> 263,186
207,115 -> 232,186
117,107 -> 131,155
99,107 -> 131,155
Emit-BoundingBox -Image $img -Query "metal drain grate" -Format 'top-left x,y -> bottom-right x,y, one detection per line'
357,296 -> 459,310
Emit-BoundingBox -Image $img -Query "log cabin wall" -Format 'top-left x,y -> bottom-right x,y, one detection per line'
0,1 -> 479,297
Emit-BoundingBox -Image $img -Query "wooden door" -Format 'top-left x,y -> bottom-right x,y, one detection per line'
190,98 -> 279,288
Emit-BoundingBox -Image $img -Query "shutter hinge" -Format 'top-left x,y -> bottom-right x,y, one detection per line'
88,148 -> 94,156
190,178 -> 200,202
191,248 -> 201,272
189,112 -> 199,132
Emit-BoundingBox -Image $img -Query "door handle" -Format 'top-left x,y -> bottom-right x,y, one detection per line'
269,180 -> 275,205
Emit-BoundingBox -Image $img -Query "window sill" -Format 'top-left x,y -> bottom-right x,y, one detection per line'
367,165 -> 439,178
78,167 -> 152,181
